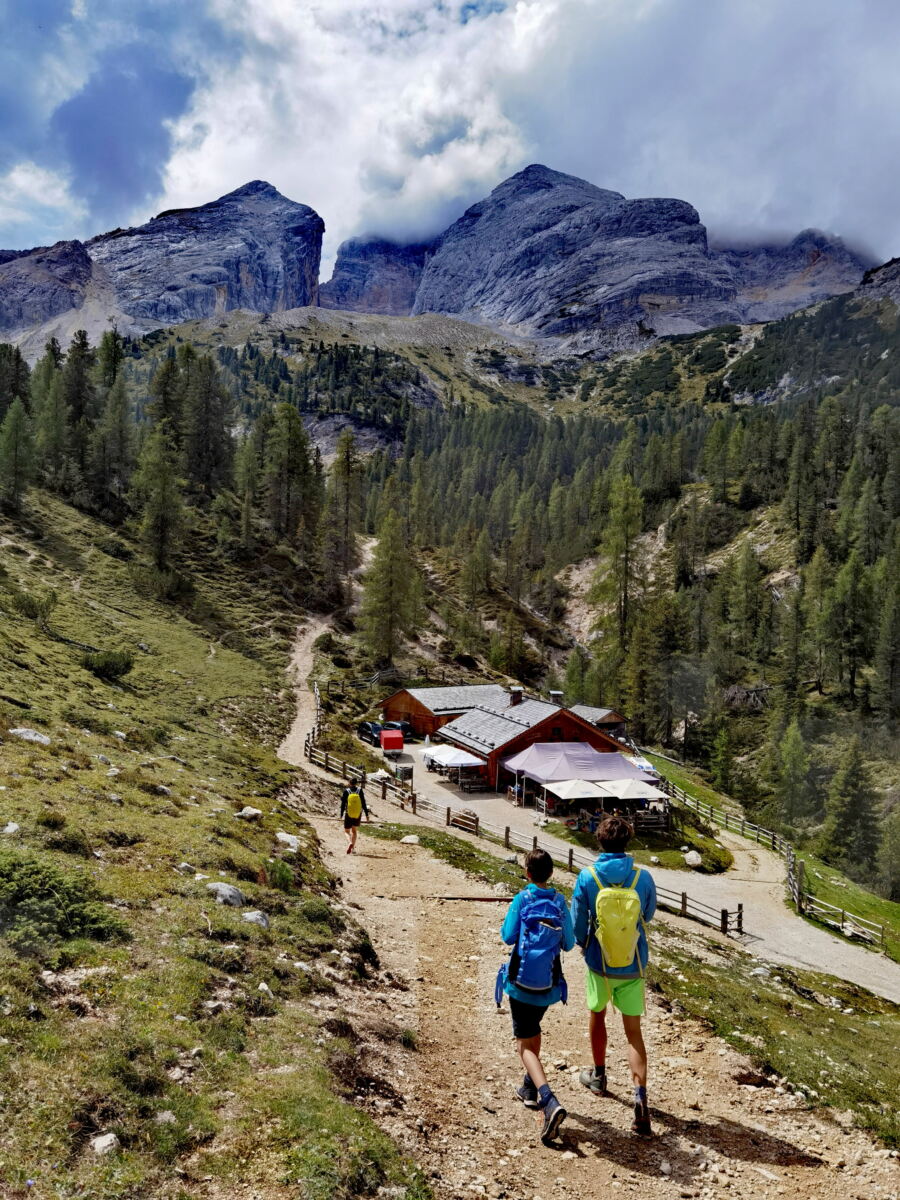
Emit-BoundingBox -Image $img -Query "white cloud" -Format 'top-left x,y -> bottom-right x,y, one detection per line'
147,0 -> 900,268
0,163 -> 88,241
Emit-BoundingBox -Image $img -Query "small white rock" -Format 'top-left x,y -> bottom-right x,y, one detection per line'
155,1110 -> 177,1125
90,1132 -> 120,1156
684,850 -> 703,868
9,727 -> 51,745
243,909 -> 270,929
400,835 -> 420,845
235,806 -> 262,820
276,830 -> 300,851
2,822 -> 19,835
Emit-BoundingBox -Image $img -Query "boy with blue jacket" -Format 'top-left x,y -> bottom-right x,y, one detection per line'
500,848 -> 575,1144
570,814 -> 657,1136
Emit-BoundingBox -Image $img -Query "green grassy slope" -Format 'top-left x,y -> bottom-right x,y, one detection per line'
0,496 -> 428,1199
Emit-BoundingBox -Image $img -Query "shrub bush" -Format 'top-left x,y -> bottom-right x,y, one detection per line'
82,649 -> 134,680
0,850 -> 128,956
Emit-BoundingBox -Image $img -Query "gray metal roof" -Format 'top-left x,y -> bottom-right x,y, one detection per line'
402,684 -> 510,715
570,704 -> 619,724
440,700 -> 561,754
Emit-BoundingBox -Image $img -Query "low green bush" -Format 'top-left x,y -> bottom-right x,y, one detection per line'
0,850 -> 129,957
81,649 -> 135,680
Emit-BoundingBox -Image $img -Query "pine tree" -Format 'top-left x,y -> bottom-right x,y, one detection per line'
709,725 -> 734,794
62,329 -> 97,474
828,550 -> 872,703
264,403 -> 316,544
0,398 -> 34,513
359,510 -> 418,663
148,355 -> 184,442
873,546 -> 900,717
876,807 -> 900,901
130,424 -> 184,571
96,327 -> 124,389
183,355 -> 232,496
819,738 -> 881,873
35,372 -> 69,485
0,343 -> 30,420
90,375 -> 134,512
777,718 -> 811,824
802,547 -> 833,693
327,429 -> 363,579
591,473 -> 643,652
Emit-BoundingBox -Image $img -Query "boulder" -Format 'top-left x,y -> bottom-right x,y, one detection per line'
235,806 -> 262,820
276,831 -> 300,852
9,727 -> 51,745
206,882 -> 246,907
242,909 -> 270,929
683,850 -> 703,869
400,835 -> 420,845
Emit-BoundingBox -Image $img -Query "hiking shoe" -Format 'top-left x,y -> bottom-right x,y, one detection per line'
539,1095 -> 567,1144
632,1098 -> 652,1137
579,1066 -> 607,1095
515,1080 -> 539,1109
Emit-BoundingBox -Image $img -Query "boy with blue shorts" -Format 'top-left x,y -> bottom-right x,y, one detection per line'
571,815 -> 657,1135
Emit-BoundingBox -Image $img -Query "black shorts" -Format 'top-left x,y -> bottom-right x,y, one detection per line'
344,816 -> 361,829
508,997 -> 549,1040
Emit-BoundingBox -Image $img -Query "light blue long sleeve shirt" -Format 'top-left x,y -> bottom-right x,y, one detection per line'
500,883 -> 575,1006
570,853 -> 656,979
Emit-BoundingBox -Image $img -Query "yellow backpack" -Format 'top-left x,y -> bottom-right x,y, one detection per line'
589,865 -> 645,973
346,791 -> 362,819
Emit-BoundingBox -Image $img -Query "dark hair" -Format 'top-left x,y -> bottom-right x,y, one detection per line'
525,848 -> 553,883
596,814 -> 634,852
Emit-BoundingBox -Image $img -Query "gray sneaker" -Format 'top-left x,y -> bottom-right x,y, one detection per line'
515,1080 -> 539,1109
579,1066 -> 607,1095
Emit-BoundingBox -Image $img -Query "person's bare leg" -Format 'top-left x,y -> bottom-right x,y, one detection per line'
589,1008 -> 608,1068
517,1034 -> 546,1090
344,825 -> 352,852
350,825 -> 358,852
621,1015 -> 647,1087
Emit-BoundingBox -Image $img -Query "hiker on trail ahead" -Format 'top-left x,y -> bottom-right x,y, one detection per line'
340,781 -> 369,854
571,814 -> 657,1137
495,848 -> 575,1145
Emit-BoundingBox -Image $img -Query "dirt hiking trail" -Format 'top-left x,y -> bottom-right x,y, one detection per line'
309,814 -> 899,1200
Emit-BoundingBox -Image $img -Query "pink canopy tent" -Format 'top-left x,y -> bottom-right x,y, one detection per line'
502,743 -> 650,785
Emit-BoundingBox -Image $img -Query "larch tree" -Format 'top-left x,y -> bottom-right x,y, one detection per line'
359,510 -> 418,664
777,718 -> 811,824
819,738 -> 881,873
0,397 -> 34,513
130,424 -> 184,571
591,472 -> 643,654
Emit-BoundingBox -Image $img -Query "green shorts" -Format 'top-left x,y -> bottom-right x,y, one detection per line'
585,971 -> 645,1016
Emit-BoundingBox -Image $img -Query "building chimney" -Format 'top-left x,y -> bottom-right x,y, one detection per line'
549,690 -> 564,707
509,686 -> 524,707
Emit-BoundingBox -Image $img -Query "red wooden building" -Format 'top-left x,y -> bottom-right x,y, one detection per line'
439,698 -> 621,791
380,684 -> 510,737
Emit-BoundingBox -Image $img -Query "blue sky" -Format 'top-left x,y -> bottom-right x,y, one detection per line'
2,0 -> 899,268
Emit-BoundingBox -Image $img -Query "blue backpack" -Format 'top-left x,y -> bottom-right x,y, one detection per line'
495,890 -> 568,1006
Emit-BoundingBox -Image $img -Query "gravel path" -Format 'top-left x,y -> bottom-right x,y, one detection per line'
308,815 -> 900,1200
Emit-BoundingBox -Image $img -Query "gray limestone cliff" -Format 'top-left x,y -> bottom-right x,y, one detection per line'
0,241 -> 93,333
0,182 -> 324,340
319,237 -> 435,316
329,166 -> 870,349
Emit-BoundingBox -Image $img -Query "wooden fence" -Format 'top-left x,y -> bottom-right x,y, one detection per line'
302,741 -> 744,937
656,774 -> 886,949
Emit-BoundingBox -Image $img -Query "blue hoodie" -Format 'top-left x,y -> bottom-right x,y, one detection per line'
570,853 -> 657,979
501,883 -> 575,1006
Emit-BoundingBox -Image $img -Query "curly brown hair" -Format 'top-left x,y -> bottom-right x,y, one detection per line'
596,814 -> 634,852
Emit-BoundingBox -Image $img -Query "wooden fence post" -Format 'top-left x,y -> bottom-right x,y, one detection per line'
381,781 -> 387,801
741,818 -> 746,837
770,831 -> 777,851
474,816 -> 480,837
411,793 -> 417,815
504,827 -> 510,849
324,752 -> 331,773
568,848 -> 574,872
680,892 -> 688,918
341,760 -> 348,779
533,836 -> 538,851
737,904 -> 743,934
720,909 -> 729,935
446,807 -> 451,827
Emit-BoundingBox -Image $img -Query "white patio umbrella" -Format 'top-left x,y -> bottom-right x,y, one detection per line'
595,778 -> 668,801
544,779 -> 608,801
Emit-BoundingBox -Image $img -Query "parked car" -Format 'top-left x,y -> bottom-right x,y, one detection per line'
382,720 -> 414,740
357,721 -> 383,746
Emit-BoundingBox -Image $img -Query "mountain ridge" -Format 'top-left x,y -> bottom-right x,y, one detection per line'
0,165 -> 876,358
